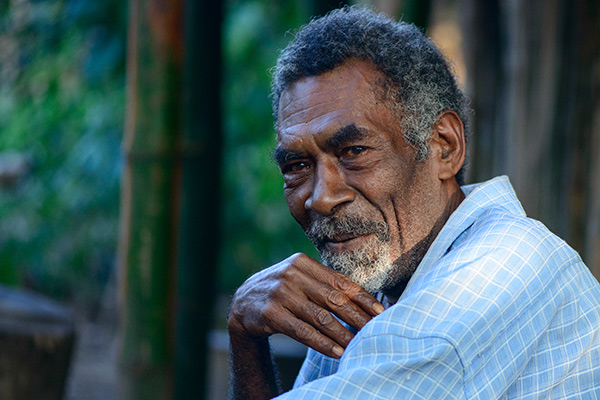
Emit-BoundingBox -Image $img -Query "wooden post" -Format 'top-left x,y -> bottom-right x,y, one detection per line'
118,0 -> 183,398
119,0 -> 223,398
174,0 -> 223,399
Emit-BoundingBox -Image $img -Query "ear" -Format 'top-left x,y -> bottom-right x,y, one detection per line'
429,111 -> 466,181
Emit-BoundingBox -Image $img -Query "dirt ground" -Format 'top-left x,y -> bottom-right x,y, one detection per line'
62,283 -> 303,400
65,317 -> 118,400
64,278 -> 118,400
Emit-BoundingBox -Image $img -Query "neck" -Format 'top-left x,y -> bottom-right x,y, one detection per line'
382,185 -> 465,306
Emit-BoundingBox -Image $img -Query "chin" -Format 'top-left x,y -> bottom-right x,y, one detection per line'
349,267 -> 394,295
320,242 -> 395,295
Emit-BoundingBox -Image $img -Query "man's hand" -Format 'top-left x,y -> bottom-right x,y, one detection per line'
228,253 -> 385,358
228,253 -> 384,399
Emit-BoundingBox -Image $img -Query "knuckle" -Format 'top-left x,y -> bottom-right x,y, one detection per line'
279,258 -> 304,280
264,281 -> 284,302
334,275 -> 352,291
294,323 -> 314,341
259,303 -> 276,323
314,308 -> 333,326
278,268 -> 299,285
327,289 -> 348,307
288,252 -> 307,264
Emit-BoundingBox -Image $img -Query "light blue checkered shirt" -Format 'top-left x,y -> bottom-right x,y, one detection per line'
277,176 -> 600,399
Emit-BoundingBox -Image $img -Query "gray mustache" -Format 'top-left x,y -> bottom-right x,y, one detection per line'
306,216 -> 390,249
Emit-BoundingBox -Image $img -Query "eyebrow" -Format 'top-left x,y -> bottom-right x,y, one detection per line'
272,147 -> 303,167
326,124 -> 368,148
272,124 -> 369,166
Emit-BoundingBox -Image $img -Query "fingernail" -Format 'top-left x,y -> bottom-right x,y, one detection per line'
333,346 -> 344,357
373,303 -> 385,315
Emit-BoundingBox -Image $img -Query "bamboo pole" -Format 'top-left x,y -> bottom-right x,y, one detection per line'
118,0 -> 184,398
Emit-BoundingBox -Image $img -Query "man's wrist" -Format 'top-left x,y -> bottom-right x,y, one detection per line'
229,330 -> 281,400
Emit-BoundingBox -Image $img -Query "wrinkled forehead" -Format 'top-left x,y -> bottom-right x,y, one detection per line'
276,60 -> 386,136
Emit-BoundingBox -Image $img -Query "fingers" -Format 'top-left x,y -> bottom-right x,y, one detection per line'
277,307 -> 346,358
306,279 -> 373,332
297,296 -> 355,348
237,287 -> 352,358
291,254 -> 384,330
228,252 -> 386,358
331,273 -> 386,316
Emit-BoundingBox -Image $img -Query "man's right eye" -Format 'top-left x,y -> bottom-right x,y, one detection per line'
282,161 -> 310,174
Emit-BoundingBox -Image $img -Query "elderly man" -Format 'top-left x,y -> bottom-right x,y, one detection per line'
228,7 -> 600,399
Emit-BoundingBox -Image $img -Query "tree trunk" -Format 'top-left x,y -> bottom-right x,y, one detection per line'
119,0 -> 222,398
118,0 -> 184,398
462,0 -> 600,275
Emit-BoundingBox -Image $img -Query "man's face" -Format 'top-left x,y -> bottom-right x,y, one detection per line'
274,60 -> 444,294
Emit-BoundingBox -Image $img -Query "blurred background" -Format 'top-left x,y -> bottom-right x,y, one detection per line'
0,0 -> 598,399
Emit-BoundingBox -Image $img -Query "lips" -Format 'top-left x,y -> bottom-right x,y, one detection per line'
329,232 -> 360,243
324,233 -> 374,253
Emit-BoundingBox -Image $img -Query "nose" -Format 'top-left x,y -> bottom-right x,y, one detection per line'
304,162 -> 355,215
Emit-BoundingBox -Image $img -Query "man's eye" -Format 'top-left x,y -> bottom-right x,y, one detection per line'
283,161 -> 310,174
341,146 -> 366,158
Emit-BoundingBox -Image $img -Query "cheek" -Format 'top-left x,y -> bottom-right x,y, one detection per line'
355,168 -> 415,237
350,169 -> 404,206
284,187 -> 310,228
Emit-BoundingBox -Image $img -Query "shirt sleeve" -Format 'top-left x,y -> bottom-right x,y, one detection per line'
277,333 -> 465,400
293,348 -> 340,388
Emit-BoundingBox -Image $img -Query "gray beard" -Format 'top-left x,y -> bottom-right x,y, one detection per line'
307,215 -> 408,294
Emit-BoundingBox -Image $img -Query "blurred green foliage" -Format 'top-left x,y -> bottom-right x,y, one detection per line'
0,0 -> 126,310
219,0 -> 319,292
0,0 -> 328,305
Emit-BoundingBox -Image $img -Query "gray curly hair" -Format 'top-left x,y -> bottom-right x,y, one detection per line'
271,6 -> 469,183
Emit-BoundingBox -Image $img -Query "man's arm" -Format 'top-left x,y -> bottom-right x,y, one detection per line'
275,334 -> 464,400
228,253 -> 384,400
228,334 -> 279,400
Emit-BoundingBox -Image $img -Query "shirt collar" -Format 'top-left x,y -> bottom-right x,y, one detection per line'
399,175 -> 525,300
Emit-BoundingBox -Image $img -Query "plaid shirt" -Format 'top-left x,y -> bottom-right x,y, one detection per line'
278,176 -> 600,399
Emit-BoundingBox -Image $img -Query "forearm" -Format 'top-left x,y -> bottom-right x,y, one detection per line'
229,332 -> 281,400
226,254 -> 384,399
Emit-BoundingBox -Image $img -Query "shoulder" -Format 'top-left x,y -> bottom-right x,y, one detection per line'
459,206 -> 570,257
363,206 -> 592,350
442,206 -> 582,286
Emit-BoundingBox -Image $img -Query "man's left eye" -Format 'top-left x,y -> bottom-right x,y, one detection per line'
341,146 -> 366,157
